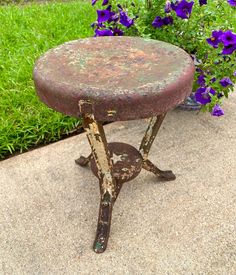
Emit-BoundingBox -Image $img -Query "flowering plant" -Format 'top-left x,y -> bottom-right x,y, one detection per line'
91,0 -> 236,116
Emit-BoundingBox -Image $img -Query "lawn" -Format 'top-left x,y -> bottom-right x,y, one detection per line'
0,1 -> 95,159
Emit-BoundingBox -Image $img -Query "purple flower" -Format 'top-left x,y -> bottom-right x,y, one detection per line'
197,74 -> 206,87
102,0 -> 109,5
163,16 -> 174,25
174,0 -> 194,19
199,0 -> 207,6
211,77 -> 217,83
217,92 -> 224,99
211,104 -> 224,117
92,0 -> 98,6
228,0 -> 236,6
97,9 -> 113,23
206,30 -> 223,48
106,4 -> 112,11
164,1 -> 172,13
222,44 -> 236,55
233,71 -> 236,76
95,29 -> 113,36
108,13 -> 119,23
219,77 -> 233,87
220,30 -> 236,47
196,67 -> 203,73
113,28 -> 124,36
195,87 -> 216,105
152,16 -> 164,28
171,0 -> 180,10
91,21 -> 106,28
119,11 -> 134,28
152,16 -> 173,28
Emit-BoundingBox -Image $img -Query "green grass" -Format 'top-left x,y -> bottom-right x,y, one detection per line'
0,1 -> 95,159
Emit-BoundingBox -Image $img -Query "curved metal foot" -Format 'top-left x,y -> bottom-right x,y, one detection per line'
143,159 -> 176,181
93,183 -> 122,253
75,153 -> 92,167
93,200 -> 113,253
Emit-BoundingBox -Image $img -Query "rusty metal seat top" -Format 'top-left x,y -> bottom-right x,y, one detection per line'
34,36 -> 194,121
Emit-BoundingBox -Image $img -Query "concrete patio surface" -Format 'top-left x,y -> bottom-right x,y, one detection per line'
1,93 -> 236,274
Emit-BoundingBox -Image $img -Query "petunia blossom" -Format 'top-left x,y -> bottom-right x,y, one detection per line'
108,13 -> 119,23
163,16 -> 174,25
222,44 -> 236,55
199,0 -> 207,6
219,77 -> 233,87
197,74 -> 206,87
211,104 -> 224,117
220,30 -> 236,47
195,87 -> 216,105
173,0 -> 194,19
113,28 -> 124,36
97,9 -> 113,23
206,30 -> 223,48
95,29 -> 113,36
152,16 -> 164,28
102,0 -> 109,5
119,11 -> 134,28
228,0 -> 236,7
164,1 -> 172,13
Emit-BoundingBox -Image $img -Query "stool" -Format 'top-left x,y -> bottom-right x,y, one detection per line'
33,37 -> 195,253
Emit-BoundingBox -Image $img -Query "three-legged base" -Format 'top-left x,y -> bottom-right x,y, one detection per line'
76,142 -> 175,253
76,106 -> 174,253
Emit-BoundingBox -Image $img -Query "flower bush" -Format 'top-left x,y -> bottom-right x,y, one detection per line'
91,0 -> 236,117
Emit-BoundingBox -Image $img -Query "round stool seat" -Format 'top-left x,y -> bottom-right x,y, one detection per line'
34,36 -> 195,121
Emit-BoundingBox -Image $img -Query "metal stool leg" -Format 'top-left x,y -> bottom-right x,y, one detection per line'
75,153 -> 92,167
139,114 -> 176,181
143,159 -> 176,181
80,100 -> 119,253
